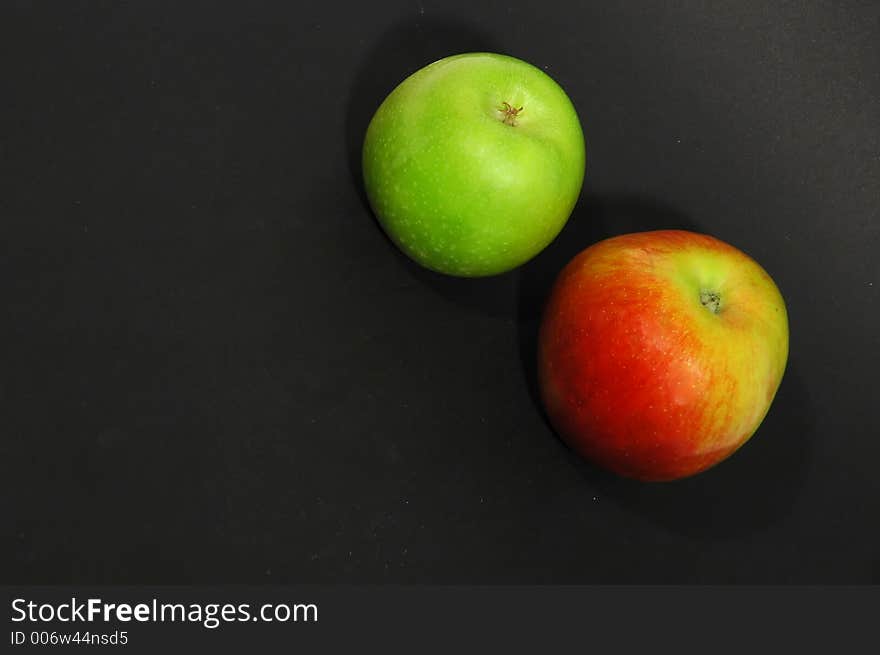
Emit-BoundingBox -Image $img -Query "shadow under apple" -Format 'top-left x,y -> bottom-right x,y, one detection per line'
515,195 -> 812,539
344,15 -> 519,319
572,364 -> 814,541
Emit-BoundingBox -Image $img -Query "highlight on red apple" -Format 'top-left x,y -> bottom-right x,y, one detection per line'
537,230 -> 789,482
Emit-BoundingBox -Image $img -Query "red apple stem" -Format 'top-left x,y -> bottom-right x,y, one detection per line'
700,289 -> 722,314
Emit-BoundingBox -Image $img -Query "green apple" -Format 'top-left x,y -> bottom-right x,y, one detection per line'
362,53 -> 585,277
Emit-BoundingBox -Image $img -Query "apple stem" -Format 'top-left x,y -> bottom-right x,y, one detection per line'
499,101 -> 523,126
700,289 -> 722,314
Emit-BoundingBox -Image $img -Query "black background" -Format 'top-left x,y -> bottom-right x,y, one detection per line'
2,1 -> 878,584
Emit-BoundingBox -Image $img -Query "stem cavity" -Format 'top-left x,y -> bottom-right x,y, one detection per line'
499,101 -> 523,126
700,289 -> 722,314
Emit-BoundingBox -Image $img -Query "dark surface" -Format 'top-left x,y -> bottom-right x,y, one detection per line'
2,1 -> 878,584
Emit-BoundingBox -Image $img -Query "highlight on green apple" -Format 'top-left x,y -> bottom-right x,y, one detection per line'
362,52 -> 586,277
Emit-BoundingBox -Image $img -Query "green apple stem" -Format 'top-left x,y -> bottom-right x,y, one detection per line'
499,101 -> 523,126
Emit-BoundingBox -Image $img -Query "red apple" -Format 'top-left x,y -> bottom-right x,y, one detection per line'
537,230 -> 789,481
